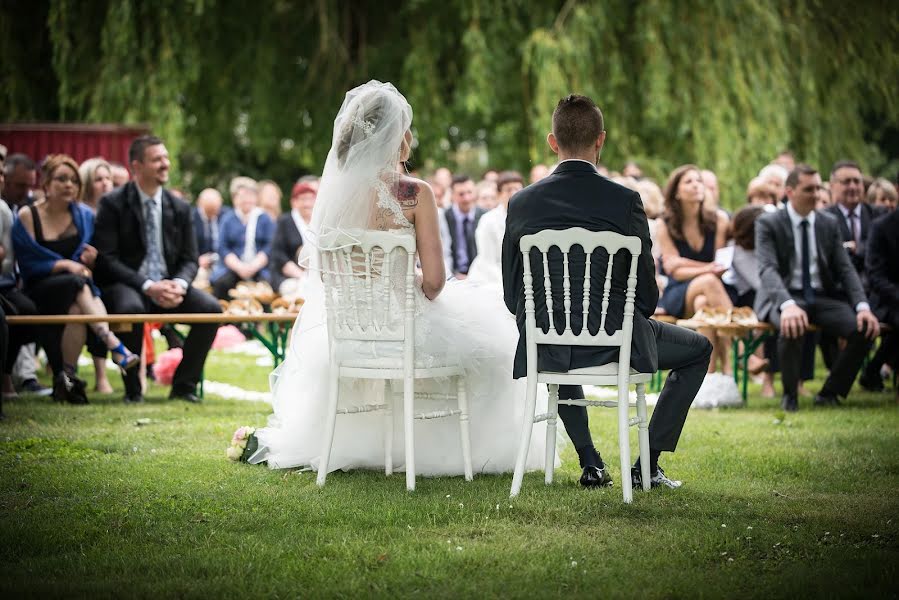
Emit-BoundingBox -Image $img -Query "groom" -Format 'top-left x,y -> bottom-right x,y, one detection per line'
502,95 -> 712,490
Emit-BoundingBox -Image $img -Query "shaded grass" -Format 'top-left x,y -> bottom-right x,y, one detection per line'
1,348 -> 897,598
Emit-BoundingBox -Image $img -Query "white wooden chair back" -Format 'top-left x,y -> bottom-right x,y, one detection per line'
521,227 -> 641,364
319,228 -> 417,348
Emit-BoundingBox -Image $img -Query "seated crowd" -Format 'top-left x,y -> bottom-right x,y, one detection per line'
0,137 -> 897,417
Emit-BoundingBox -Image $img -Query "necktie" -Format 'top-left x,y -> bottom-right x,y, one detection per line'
800,219 -> 814,305
205,217 -> 213,252
461,216 -> 472,270
847,211 -> 859,246
145,199 -> 163,281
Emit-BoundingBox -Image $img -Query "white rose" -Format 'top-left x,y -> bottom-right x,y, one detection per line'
226,446 -> 242,460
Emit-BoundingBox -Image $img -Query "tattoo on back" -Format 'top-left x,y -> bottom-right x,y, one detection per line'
394,180 -> 419,209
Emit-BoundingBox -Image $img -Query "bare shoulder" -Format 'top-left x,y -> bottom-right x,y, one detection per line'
16,204 -> 33,224
392,175 -> 434,210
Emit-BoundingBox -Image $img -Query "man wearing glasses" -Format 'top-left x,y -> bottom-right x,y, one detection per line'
827,160 -> 884,281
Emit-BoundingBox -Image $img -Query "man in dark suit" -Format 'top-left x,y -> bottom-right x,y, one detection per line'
503,95 -> 712,490
754,164 -> 880,412
443,175 -> 485,278
94,135 -> 222,404
859,209 -> 899,391
826,160 -> 884,283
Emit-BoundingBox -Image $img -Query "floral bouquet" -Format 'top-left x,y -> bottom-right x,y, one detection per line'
227,426 -> 258,462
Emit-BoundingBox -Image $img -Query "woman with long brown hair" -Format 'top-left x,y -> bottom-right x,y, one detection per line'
655,165 -> 732,373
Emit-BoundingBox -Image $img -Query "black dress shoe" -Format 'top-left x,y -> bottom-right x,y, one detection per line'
814,393 -> 839,407
170,390 -> 201,403
858,371 -> 885,392
781,394 -> 798,412
579,465 -> 613,488
123,393 -> 144,404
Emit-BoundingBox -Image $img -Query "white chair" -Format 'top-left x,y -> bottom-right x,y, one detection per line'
316,229 -> 472,491
509,228 -> 653,503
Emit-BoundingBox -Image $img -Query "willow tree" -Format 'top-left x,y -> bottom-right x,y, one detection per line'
2,0 -> 896,207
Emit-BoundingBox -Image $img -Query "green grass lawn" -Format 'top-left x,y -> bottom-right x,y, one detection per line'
1,345 -> 897,598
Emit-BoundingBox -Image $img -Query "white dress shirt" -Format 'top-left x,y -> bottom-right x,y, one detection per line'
837,203 -> 861,245
466,204 -> 506,284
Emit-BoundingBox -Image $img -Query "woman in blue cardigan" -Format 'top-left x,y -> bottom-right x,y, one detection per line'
211,177 -> 275,299
13,154 -> 139,403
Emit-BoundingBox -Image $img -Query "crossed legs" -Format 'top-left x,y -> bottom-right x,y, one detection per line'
684,273 -> 732,374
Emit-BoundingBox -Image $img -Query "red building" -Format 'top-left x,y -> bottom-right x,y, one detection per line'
0,123 -> 150,165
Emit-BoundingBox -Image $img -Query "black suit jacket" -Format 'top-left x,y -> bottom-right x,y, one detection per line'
826,202 -> 884,279
866,209 -> 899,324
94,182 -> 199,291
502,161 -> 659,379
444,206 -> 485,274
754,207 -> 866,321
269,213 -> 304,290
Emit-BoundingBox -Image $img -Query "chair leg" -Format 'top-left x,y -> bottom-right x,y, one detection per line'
510,376 -> 538,497
404,373 -> 415,492
384,379 -> 393,476
457,376 -> 473,481
316,368 -> 341,487
636,382 -> 651,492
618,382 -> 633,503
545,383 -> 559,485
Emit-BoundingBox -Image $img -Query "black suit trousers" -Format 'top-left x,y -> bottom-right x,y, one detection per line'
557,320 -> 712,455
101,283 -> 221,396
771,294 -> 873,398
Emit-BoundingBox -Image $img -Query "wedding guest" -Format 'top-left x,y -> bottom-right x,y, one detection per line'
433,167 -> 452,208
859,207 -> 899,391
3,153 -> 37,209
746,181 -> 778,207
193,188 -> 226,262
754,164 -> 879,411
475,179 -> 498,211
467,170 -> 523,284
14,154 -> 141,404
701,169 -> 720,209
529,163 -> 550,183
0,189 -> 45,401
758,163 -> 789,203
730,205 -> 776,394
211,177 -> 275,299
866,178 -> 897,211
1,152 -> 49,396
78,157 -> 117,393
817,184 -> 832,210
110,162 -> 130,188
655,165 -> 733,373
258,179 -> 283,221
827,160 -> 880,281
773,150 -> 796,172
270,180 -> 316,296
94,135 -> 221,404
482,169 -> 499,182
441,175 -> 485,279
622,160 -> 643,179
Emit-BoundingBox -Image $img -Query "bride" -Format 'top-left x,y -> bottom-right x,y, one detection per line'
249,80 -> 552,476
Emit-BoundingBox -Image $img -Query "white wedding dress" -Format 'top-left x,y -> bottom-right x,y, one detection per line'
249,80 -> 553,476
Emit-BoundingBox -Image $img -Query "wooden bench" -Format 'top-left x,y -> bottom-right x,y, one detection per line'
6,312 -> 299,398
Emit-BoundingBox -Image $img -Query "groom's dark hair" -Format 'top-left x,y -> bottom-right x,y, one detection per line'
552,95 -> 604,152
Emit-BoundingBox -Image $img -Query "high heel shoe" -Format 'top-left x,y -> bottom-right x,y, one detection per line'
111,343 -> 140,373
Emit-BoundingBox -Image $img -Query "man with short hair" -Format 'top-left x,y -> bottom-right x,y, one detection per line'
466,171 -> 523,284
3,153 -> 36,209
755,164 -> 879,411
442,175 -> 485,279
827,160 -> 882,282
193,187 -> 226,266
94,135 -> 222,404
503,94 -> 712,490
